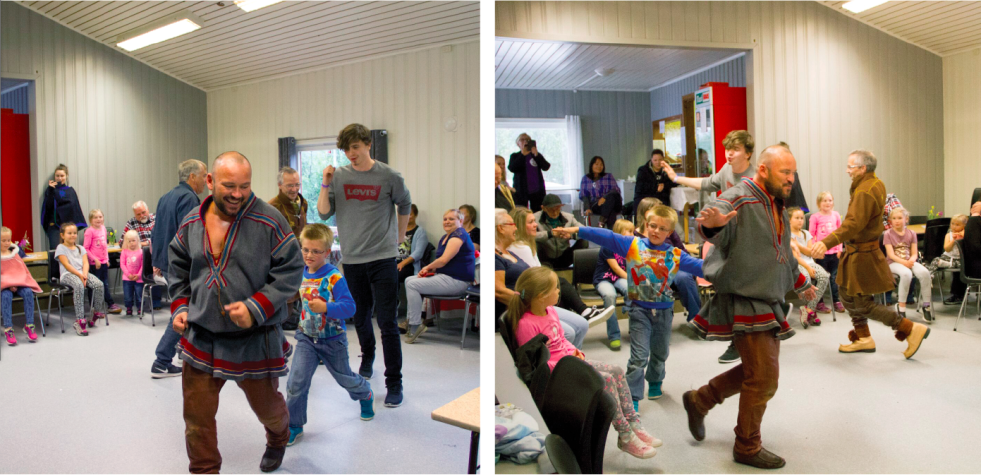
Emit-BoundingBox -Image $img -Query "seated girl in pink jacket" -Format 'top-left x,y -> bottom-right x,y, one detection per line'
1,226 -> 42,345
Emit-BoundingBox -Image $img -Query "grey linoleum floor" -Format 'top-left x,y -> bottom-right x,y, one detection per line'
583,288 -> 981,474
0,296 -> 480,474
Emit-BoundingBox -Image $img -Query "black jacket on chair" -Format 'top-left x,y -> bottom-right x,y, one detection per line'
514,334 -> 552,409
961,216 -> 981,280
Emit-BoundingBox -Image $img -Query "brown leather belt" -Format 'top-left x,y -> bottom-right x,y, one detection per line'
845,241 -> 880,253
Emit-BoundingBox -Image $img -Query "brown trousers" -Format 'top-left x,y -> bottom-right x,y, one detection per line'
182,365 -> 290,474
692,331 -> 780,457
840,292 -> 901,330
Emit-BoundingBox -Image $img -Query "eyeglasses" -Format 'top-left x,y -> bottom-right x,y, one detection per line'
499,222 -> 517,227
647,225 -> 673,234
846,164 -> 863,169
301,248 -> 327,255
283,184 -> 300,190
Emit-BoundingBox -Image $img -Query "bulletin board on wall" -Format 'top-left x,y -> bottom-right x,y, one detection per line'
652,115 -> 684,168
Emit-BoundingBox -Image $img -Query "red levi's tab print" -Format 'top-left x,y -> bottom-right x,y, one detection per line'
344,184 -> 382,201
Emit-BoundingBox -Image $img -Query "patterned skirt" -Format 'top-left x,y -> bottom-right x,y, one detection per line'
689,293 -> 795,342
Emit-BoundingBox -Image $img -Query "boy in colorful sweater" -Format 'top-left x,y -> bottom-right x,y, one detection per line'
553,204 -> 704,407
286,224 -> 373,447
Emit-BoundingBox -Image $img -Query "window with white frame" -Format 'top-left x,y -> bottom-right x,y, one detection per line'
297,138 -> 350,244
495,118 -> 578,191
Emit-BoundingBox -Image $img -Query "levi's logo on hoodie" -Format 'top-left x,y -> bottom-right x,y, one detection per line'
343,184 -> 381,201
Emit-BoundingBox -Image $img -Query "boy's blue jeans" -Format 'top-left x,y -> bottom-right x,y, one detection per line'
123,280 -> 144,310
595,279 -> 628,341
674,270 -> 702,321
287,331 -> 371,428
2,287 -> 35,328
626,306 -> 674,402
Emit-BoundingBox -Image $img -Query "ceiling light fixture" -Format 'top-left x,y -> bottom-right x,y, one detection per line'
116,12 -> 203,52
842,0 -> 888,14
234,0 -> 284,12
573,68 -> 615,92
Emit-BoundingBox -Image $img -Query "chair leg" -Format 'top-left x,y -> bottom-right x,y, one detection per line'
954,288 -> 970,331
34,295 -> 45,337
151,286 -> 156,327
461,300 -> 471,349
58,294 -> 66,333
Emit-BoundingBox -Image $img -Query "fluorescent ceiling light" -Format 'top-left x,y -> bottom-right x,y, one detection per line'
234,0 -> 284,12
116,12 -> 202,52
842,0 -> 888,14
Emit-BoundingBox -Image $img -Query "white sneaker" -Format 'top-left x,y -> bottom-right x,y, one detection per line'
630,423 -> 663,448
586,306 -> 616,328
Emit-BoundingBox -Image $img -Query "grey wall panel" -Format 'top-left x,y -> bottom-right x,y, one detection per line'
650,55 -> 746,121
496,88 -> 653,180
497,1 -> 945,217
943,48 -> 981,215
206,41 -> 479,242
1,2 -> 208,242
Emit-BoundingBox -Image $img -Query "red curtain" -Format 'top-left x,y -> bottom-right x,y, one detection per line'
1,108 -> 34,247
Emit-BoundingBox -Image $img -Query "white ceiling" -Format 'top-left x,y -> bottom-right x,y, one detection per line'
17,1 -> 479,91
819,1 -> 981,56
495,39 -> 741,92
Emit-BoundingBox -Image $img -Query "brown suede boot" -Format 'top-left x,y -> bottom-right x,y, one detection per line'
839,323 -> 875,353
734,447 -> 786,469
896,318 -> 930,359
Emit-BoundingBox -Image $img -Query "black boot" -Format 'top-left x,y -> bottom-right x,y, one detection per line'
259,445 -> 286,472
358,353 -> 374,379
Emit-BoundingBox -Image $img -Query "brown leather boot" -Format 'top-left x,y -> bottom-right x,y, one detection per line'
682,390 -> 705,441
734,447 -> 786,469
896,318 -> 931,359
839,323 -> 875,353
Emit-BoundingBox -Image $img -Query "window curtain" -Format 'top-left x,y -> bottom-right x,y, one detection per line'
565,115 -> 584,183
278,137 -> 297,170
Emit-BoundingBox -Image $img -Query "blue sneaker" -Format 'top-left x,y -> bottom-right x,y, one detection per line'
287,427 -> 303,446
647,382 -> 663,400
360,391 -> 375,421
633,400 -> 639,413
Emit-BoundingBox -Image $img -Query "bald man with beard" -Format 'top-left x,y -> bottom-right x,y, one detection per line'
169,152 -> 304,473
684,145 -> 817,469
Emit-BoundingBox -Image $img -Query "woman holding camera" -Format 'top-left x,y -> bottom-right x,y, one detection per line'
508,133 -> 551,212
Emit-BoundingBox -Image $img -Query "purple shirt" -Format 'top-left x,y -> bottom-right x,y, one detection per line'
522,153 -> 545,194
579,173 -> 620,202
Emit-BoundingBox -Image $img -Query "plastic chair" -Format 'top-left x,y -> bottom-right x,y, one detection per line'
46,251 -> 96,333
540,356 -> 615,474
139,246 -> 168,326
953,240 -> 981,331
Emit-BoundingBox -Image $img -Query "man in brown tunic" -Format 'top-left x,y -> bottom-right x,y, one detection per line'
809,150 -> 929,358
269,167 -> 308,331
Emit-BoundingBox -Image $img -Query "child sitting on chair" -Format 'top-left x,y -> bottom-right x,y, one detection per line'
120,230 -> 144,315
54,222 -> 108,335
286,224 -> 373,447
510,266 -> 660,459
788,207 -> 831,328
593,219 -> 634,351
1,226 -> 42,345
883,207 -> 933,321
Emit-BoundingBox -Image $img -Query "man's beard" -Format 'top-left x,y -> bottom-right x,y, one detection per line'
764,178 -> 791,201
139,217 -> 149,224
214,195 -> 241,216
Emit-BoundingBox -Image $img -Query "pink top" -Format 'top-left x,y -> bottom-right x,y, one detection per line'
882,227 -> 917,265
515,306 -> 578,371
120,248 -> 144,283
808,211 -> 844,255
83,225 -> 109,265
1,245 -> 42,293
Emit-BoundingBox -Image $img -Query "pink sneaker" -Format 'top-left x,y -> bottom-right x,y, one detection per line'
834,302 -> 846,313
815,302 -> 831,314
74,319 -> 88,336
617,432 -> 657,459
5,329 -> 17,346
630,423 -> 663,448
24,325 -> 38,342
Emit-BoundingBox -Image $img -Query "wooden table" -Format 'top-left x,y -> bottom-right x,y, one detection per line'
685,242 -> 700,256
909,224 -> 926,235
432,387 -> 480,474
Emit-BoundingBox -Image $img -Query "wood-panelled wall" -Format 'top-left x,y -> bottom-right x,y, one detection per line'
497,1 -> 945,216
206,41 -> 479,241
943,48 -> 981,216
1,2 -> 208,241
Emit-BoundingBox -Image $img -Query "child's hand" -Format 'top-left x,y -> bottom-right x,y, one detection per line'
307,298 -> 327,314
807,266 -> 816,279
93,261 -> 101,269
